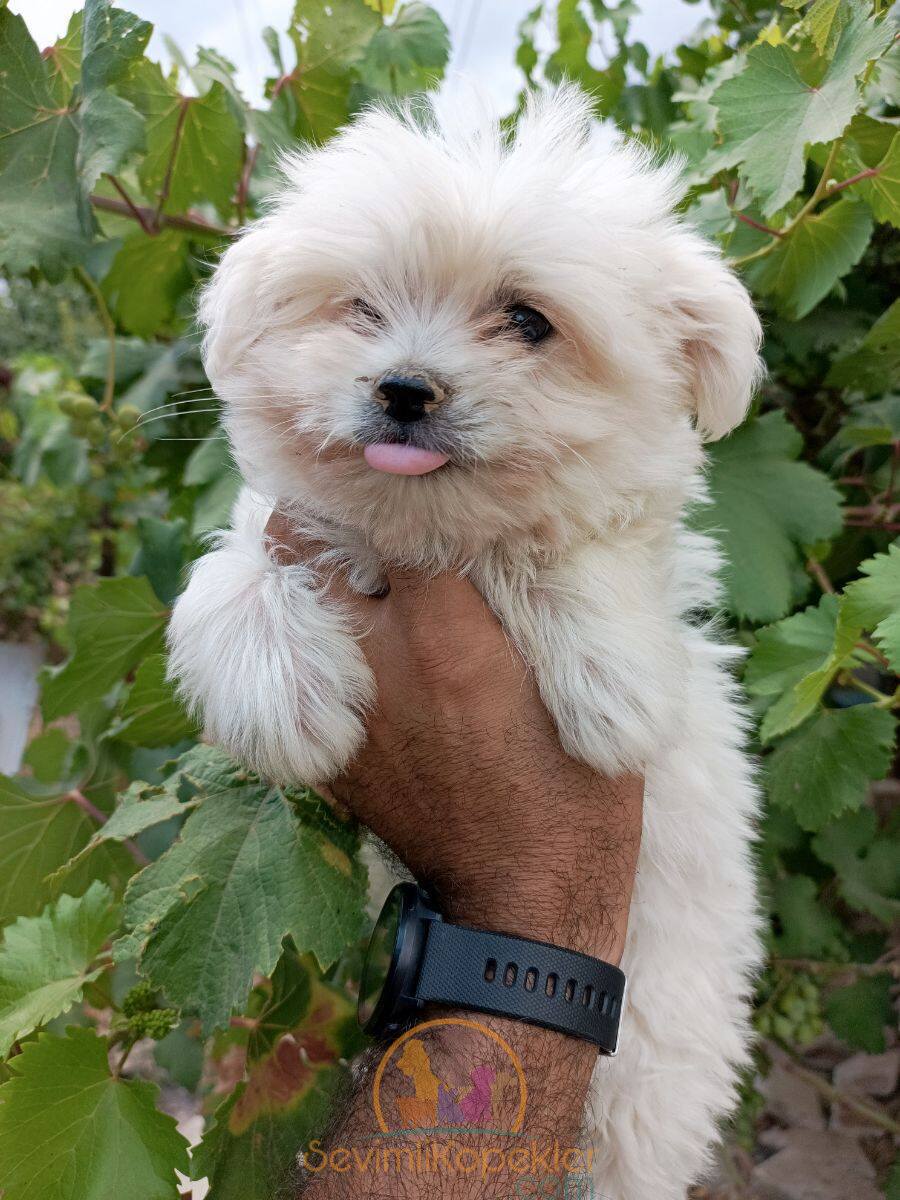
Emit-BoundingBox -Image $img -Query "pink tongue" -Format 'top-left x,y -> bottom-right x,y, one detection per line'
363,442 -> 449,475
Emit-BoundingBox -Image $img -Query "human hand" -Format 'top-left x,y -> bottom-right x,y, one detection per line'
266,511 -> 643,965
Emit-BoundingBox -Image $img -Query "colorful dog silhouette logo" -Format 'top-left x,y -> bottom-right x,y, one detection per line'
373,1017 -> 527,1134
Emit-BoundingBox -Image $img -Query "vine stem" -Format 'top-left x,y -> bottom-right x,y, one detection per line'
763,1045 -> 900,1138
90,194 -> 234,240
104,174 -> 155,236
73,266 -> 116,412
728,138 -> 847,269
65,788 -> 150,866
771,957 -> 900,978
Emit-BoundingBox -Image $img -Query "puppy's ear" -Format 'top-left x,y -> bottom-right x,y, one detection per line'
198,227 -> 269,386
665,234 -> 764,442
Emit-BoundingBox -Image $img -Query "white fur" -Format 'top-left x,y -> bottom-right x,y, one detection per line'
168,87 -> 764,1198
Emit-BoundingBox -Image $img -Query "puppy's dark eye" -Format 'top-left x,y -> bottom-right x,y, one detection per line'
351,298 -> 383,326
505,304 -> 553,345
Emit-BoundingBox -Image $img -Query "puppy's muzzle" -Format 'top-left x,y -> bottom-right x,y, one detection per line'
374,372 -> 445,424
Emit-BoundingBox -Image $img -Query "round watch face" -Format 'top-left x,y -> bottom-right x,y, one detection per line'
358,885 -> 404,1029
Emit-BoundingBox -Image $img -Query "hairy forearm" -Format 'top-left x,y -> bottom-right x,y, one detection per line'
296,1011 -> 600,1198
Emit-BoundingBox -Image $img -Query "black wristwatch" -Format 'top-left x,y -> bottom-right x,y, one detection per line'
358,883 -> 626,1055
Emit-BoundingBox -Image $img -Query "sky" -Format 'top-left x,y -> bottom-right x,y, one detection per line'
15,0 -> 710,108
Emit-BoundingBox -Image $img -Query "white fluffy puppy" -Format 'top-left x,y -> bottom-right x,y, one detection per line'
168,87 -> 763,1199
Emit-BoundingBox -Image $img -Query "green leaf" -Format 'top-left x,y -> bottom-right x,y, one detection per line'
101,230 -> 191,337
825,974 -> 893,1052
117,759 -> 366,1031
0,776 -> 132,925
812,808 -> 900,924
841,541 -> 900,670
750,199 -> 872,319
194,954 -> 360,1198
183,432 -> 232,486
130,516 -> 186,607
804,0 -> 850,56
124,63 -> 243,216
286,0 -> 381,142
113,654 -> 196,747
545,0 -> 626,114
691,411 -> 843,622
826,299 -> 900,393
0,10 -> 92,277
766,705 -> 896,831
857,131 -> 900,227
711,4 -> 893,214
0,882 -> 118,1057
359,3 -> 449,95
0,1028 -> 190,1200
745,595 -> 861,741
770,874 -> 846,958
192,1061 -> 343,1200
833,394 -> 900,449
76,0 -> 150,191
51,779 -> 195,885
40,577 -> 169,721
43,12 -> 84,106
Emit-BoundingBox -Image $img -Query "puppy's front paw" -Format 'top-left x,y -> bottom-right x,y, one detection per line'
167,532 -> 374,784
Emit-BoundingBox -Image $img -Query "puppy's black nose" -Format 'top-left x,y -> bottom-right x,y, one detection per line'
376,374 -> 436,424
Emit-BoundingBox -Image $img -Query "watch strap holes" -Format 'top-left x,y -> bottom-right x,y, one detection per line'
581,984 -> 593,1008
484,958 -> 497,983
524,968 -> 538,992
545,973 -> 557,998
564,978 -> 576,1003
503,963 -> 518,987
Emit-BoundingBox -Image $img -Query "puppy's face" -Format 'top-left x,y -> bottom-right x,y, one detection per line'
202,90 -> 762,563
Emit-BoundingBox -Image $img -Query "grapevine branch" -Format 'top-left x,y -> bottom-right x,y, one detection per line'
764,1045 -> 900,1137
90,194 -> 235,239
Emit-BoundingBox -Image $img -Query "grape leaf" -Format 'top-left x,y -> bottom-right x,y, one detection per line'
0,882 -> 118,1057
711,4 -> 893,215
44,12 -> 84,106
812,808 -> 900,924
116,759 -> 366,1032
691,411 -> 843,622
286,0 -> 381,142
825,974 -> 893,1053
750,199 -> 872,319
195,956 -> 361,1199
101,229 -> 191,337
833,395 -> 900,449
192,1059 -> 343,1200
76,0 -> 150,192
766,705 -> 896,831
113,654 -> 196,747
826,299 -> 900,393
841,542 -> 900,670
545,0 -> 626,113
804,0 -> 850,56
358,3 -> 449,95
50,780 -> 197,886
0,777 -> 132,925
770,874 -> 846,958
129,516 -> 187,607
124,62 -> 243,216
0,1028 -> 189,1200
0,10 -> 92,277
857,131 -> 900,227
39,577 -> 169,721
744,595 -> 862,741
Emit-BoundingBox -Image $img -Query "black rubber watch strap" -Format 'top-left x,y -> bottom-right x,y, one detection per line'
413,919 -> 625,1053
